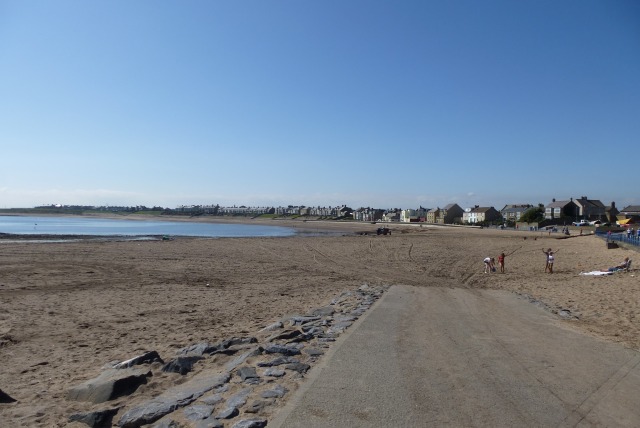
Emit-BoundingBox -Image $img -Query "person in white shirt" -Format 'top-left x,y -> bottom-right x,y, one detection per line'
483,257 -> 495,273
542,248 -> 557,274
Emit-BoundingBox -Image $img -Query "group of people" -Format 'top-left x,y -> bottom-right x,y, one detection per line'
626,227 -> 640,240
484,248 -> 556,274
484,248 -> 631,275
483,252 -> 507,274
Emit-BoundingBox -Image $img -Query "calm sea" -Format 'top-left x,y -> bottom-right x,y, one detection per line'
0,216 -> 296,238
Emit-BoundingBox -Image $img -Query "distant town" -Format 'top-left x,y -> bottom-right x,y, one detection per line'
2,196 -> 639,228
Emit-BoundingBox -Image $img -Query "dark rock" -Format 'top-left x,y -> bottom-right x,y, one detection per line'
283,333 -> 315,344
0,388 -> 17,403
67,368 -> 151,403
113,351 -> 164,369
264,344 -> 301,356
177,338 -> 255,357
257,356 -> 299,367
267,329 -> 303,342
215,406 -> 239,419
118,372 -> 230,427
231,418 -> 268,428
177,342 -> 217,356
285,362 -> 310,373
301,326 -> 324,336
261,384 -> 288,399
184,404 -> 214,421
222,337 -> 258,347
68,407 -> 119,427
236,366 -> 259,381
162,356 -> 203,375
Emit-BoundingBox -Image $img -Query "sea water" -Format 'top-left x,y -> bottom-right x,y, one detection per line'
0,215 -> 296,238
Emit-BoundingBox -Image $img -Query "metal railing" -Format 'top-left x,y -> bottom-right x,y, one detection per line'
596,230 -> 640,247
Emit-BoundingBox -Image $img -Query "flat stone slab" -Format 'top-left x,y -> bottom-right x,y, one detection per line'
68,407 -> 120,427
261,384 -> 288,399
162,356 -> 203,375
225,347 -> 262,371
263,344 -> 301,356
231,419 -> 267,428
184,404 -> 214,421
118,371 -> 230,427
67,368 -> 151,404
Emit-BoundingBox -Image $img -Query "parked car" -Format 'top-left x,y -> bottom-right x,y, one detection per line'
589,220 -> 602,226
572,220 -> 589,226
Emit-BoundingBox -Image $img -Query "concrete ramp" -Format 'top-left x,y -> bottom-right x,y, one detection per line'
271,285 -> 640,427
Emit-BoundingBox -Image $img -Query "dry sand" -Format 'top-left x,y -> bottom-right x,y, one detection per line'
0,218 -> 638,426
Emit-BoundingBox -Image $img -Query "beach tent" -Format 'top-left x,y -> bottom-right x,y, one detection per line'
617,218 -> 634,226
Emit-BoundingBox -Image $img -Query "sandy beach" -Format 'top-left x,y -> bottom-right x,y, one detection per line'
1,218 -> 638,427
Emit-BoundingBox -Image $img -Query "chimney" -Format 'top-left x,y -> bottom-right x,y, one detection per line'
611,201 -> 616,208
552,198 -> 556,202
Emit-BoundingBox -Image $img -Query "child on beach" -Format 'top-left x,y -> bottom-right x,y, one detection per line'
542,248 -> 556,274
483,257 -> 495,273
498,252 -> 506,273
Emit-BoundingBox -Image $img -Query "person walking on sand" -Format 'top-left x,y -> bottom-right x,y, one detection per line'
542,248 -> 556,274
483,257 -> 495,273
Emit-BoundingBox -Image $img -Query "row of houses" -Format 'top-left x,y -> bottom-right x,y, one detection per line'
382,197 -> 639,225
174,198 -> 640,225
175,204 -> 355,217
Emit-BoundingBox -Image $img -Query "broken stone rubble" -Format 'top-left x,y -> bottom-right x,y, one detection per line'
65,283 -> 387,427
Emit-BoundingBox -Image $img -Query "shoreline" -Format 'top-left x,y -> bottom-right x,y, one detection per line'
0,212 -> 408,241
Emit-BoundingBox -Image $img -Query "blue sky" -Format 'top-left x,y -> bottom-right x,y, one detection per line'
1,1 -> 638,210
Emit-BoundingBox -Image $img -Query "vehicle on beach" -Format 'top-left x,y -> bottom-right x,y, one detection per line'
376,227 -> 391,235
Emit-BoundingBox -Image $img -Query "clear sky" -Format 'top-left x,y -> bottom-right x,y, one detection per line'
1,1 -> 638,210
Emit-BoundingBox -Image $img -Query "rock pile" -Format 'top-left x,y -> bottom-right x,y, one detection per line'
65,284 -> 388,428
